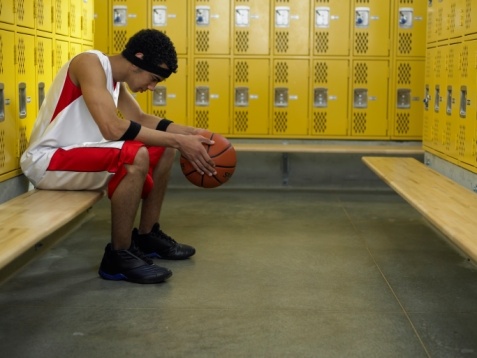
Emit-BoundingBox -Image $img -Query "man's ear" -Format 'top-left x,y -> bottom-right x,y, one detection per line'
135,53 -> 144,59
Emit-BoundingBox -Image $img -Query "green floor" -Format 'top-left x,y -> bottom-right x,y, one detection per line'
1,189 -> 477,357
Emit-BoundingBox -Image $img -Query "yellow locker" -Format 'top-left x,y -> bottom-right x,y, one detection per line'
233,0 -> 270,55
94,0 -> 109,53
54,38 -> 69,73
82,0 -> 95,42
69,41 -> 82,60
54,0 -> 69,36
272,59 -> 309,136
350,60 -> 389,137
426,0 -> 436,44
434,0 -> 447,42
232,59 -> 270,135
311,59 -> 348,136
273,0 -> 310,55
313,0 -> 350,56
150,58 -> 188,126
0,30 -> 18,178
15,0 -> 35,29
395,0 -> 427,58
82,43 -> 94,52
353,0 -> 391,57
464,0 -> 477,36
193,58 -> 230,134
111,0 -> 147,54
35,36 -> 53,112
0,0 -> 15,25
151,0 -> 187,55
430,45 -> 446,153
422,47 -> 434,148
440,43 -> 458,159
455,40 -> 477,167
35,0 -> 52,33
194,0 -> 230,54
391,60 -> 425,139
68,0 -> 82,39
15,32 -> 37,141
449,0 -> 466,39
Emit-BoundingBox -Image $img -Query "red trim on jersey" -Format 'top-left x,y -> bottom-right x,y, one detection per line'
50,71 -> 82,123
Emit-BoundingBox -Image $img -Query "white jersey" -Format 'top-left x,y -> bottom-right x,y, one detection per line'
21,50 -> 121,187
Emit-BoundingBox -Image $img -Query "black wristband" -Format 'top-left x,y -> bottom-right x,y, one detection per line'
156,119 -> 174,132
119,120 -> 141,141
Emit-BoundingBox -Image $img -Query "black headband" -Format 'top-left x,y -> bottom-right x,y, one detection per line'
121,48 -> 173,79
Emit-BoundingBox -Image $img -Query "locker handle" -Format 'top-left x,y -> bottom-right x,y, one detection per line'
434,85 -> 440,113
446,86 -> 452,116
38,82 -> 45,110
19,82 -> 27,119
0,83 -> 4,122
460,86 -> 467,118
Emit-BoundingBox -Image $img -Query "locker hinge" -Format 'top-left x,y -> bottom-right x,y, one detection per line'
52,48 -> 55,69
34,46 -> 37,66
13,43 -> 17,65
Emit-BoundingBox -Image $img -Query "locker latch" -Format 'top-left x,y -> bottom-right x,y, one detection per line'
274,88 -> 288,107
446,86 -> 452,116
152,6 -> 167,27
19,82 -> 27,119
235,87 -> 249,107
355,7 -> 370,28
38,82 -> 45,110
399,8 -> 413,29
153,86 -> 167,106
196,6 -> 210,26
434,85 -> 440,113
397,89 -> 411,109
314,88 -> 328,108
460,86 -> 467,118
196,86 -> 209,106
354,88 -> 368,108
0,83 -> 4,122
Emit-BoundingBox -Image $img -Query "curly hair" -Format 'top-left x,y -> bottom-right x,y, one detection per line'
122,29 -> 178,74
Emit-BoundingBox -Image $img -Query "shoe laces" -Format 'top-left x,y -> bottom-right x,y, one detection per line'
154,229 -> 178,245
129,244 -> 154,265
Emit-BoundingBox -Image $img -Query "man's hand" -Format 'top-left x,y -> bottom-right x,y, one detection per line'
177,134 -> 217,176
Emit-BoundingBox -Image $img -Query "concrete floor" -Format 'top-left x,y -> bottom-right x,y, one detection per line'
1,188 -> 477,357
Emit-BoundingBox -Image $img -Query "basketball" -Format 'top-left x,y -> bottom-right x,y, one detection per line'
180,131 -> 237,188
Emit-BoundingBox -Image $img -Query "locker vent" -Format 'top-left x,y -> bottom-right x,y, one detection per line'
399,0 -> 414,3
457,125 -> 466,158
234,111 -> 249,132
465,0 -> 473,30
0,35 -> 3,74
397,63 -> 411,85
355,0 -> 370,3
355,33 -> 369,54
444,121 -> 452,152
427,11 -> 433,37
55,43 -> 64,72
436,8 -> 443,38
447,48 -> 455,79
313,112 -> 327,133
276,0 -> 290,3
316,0 -> 330,3
354,63 -> 368,84
196,30 -> 210,52
37,0 -> 45,27
434,50 -> 442,79
196,61 -> 209,82
19,125 -> 27,157
398,33 -> 412,55
70,2 -> 77,34
353,113 -> 367,134
0,130 -> 5,169
17,0 -> 25,22
113,30 -> 127,53
461,45 -> 469,78
236,61 -> 249,83
275,62 -> 288,83
235,31 -> 249,53
314,32 -> 329,54
17,38 -> 26,75
275,31 -> 289,53
153,109 -> 166,118
314,62 -> 328,83
38,41 -> 45,75
449,4 -> 456,36
274,111 -> 288,133
396,113 -> 410,134
432,118 -> 439,145
55,0 -> 63,31
195,110 -> 209,129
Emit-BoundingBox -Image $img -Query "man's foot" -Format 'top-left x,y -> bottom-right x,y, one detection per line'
132,223 -> 196,260
98,243 -> 172,284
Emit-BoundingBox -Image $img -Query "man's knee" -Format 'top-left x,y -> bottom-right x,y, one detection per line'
129,146 -> 150,176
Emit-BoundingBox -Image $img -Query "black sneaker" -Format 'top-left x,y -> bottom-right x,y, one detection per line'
132,223 -> 196,260
98,243 -> 172,284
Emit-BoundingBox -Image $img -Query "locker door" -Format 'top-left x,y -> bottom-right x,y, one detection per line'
94,0 -> 109,53
431,46 -> 446,153
353,0 -> 391,57
423,47 -> 434,148
233,0 -> 270,55
15,33 -> 37,143
311,60 -> 349,136
0,30 -> 18,177
69,0 -> 83,39
351,60 -> 389,137
273,0 -> 310,55
194,0 -> 230,55
54,0 -> 70,36
111,0 -> 148,54
441,44 -> 458,160
463,0 -> 477,36
54,39 -> 69,74
82,0 -> 95,42
69,41 -> 82,60
426,0 -> 436,44
151,0 -> 187,55
0,0 -> 14,25
448,0 -> 466,39
150,58 -> 188,126
395,0 -> 427,57
391,60 -> 425,139
232,59 -> 270,135
35,0 -> 53,33
193,58 -> 230,134
313,0 -> 350,56
15,0 -> 35,29
35,36 -> 53,112
272,59 -> 309,136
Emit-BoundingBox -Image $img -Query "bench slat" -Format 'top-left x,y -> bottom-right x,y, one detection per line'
0,189 -> 103,269
362,156 -> 477,262
233,143 -> 423,154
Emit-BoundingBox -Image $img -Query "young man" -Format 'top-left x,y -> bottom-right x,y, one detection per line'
21,29 -> 217,284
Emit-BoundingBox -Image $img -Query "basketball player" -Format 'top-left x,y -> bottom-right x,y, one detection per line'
21,29 -> 217,284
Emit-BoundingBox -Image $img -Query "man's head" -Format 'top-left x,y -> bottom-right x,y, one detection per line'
121,29 -> 178,80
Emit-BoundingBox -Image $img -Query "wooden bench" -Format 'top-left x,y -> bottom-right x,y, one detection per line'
0,189 -> 104,283
362,156 -> 477,262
